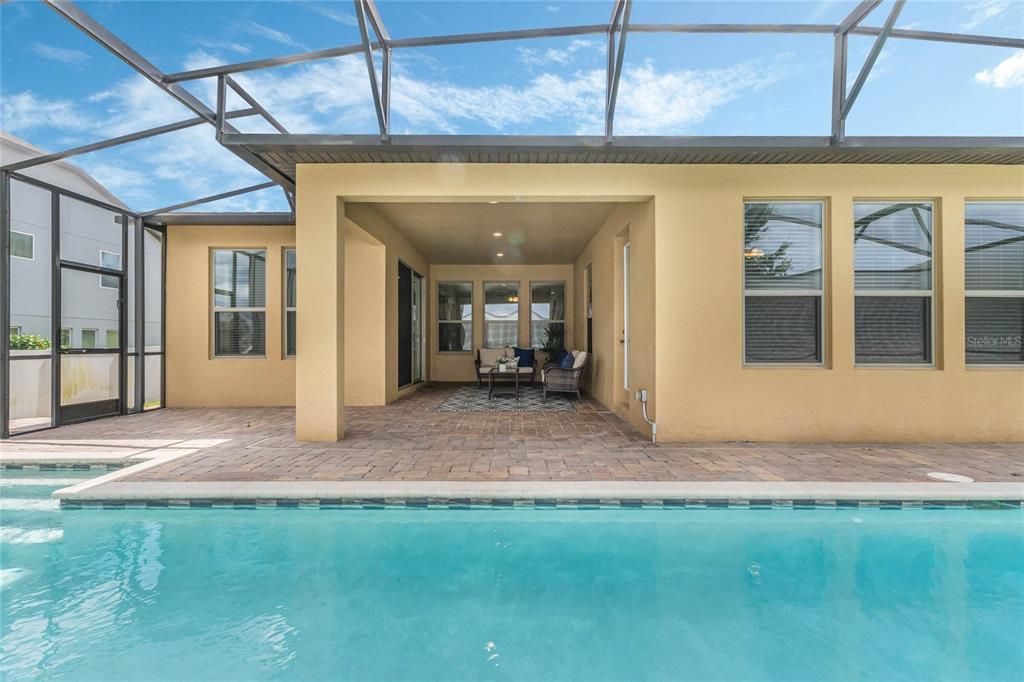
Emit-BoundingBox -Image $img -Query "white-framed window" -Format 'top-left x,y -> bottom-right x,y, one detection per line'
9,326 -> 22,339
105,329 -> 119,349
437,282 -> 472,352
743,201 -> 825,365
965,201 -> 1023,365
484,282 -> 519,348
212,248 -> 266,357
284,248 -> 296,357
11,231 -> 34,260
530,281 -> 566,349
81,328 -> 97,349
60,328 -> 71,349
100,250 -> 121,289
853,201 -> 934,365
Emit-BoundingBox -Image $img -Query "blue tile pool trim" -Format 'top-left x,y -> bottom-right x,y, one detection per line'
3,463 -> 122,471
58,497 -> 1024,510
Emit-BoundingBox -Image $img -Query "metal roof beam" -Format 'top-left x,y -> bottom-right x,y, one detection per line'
142,181 -> 277,216
44,0 -> 295,192
605,0 -> 632,142
144,212 -> 295,227
837,0 -> 883,33
0,108 -> 257,172
354,0 -> 390,140
226,77 -> 289,134
852,24 -> 1024,48
844,0 -> 906,119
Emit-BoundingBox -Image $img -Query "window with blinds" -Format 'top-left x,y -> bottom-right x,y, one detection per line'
212,249 -> 266,357
530,281 -> 565,348
965,201 -> 1024,365
484,282 -> 519,348
744,202 -> 824,364
854,202 -> 933,364
438,282 -> 472,352
284,249 -> 296,357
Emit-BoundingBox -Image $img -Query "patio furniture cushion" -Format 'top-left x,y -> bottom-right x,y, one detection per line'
559,352 -> 575,369
479,347 -> 510,366
572,351 -> 588,369
513,347 -> 535,367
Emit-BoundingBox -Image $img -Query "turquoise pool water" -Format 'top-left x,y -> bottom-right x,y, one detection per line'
1,471 -> 1022,681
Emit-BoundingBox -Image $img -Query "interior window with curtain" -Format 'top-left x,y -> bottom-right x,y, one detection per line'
965,201 -> 1024,365
484,282 -> 519,348
743,202 -> 824,364
530,281 -> 565,348
853,202 -> 933,364
284,249 -> 296,357
212,249 -> 266,356
437,282 -> 472,352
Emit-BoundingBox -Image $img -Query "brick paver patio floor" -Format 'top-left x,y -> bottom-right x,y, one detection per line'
8,384 -> 1023,483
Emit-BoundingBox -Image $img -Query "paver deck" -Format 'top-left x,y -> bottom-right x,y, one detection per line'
5,384 -> 1022,484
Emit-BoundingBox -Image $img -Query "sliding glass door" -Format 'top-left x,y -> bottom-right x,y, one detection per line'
397,261 -> 425,389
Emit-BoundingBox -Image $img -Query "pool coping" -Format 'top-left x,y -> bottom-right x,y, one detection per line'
51,477 -> 1024,507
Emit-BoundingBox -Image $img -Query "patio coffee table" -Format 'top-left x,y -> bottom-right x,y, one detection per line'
487,366 -> 520,400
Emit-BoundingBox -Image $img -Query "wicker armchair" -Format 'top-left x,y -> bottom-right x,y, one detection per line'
542,352 -> 589,400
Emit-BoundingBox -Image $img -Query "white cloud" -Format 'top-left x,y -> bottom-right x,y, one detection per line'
305,3 -> 359,27
31,43 -> 90,65
960,0 -> 1010,31
518,40 -> 599,68
195,38 -> 252,55
975,51 -> 1024,88
0,92 -> 95,130
242,21 -> 306,50
546,4 -> 560,13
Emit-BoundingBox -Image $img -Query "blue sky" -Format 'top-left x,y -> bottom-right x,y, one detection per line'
2,0 -> 1022,213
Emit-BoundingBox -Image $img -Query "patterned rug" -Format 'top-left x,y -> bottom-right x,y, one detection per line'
435,386 -> 576,412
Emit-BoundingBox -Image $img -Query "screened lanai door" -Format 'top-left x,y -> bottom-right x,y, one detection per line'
56,197 -> 126,423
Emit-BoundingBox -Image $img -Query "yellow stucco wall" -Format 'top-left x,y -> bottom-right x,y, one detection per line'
165,225 -> 296,408
297,163 -> 1023,442
574,201 -> 656,437
430,264 -> 575,382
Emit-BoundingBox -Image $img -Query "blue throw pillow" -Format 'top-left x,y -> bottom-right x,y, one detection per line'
550,349 -> 567,365
513,347 -> 534,368
559,351 -> 575,369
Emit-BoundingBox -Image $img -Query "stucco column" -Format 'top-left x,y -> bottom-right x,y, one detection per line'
295,176 -> 345,440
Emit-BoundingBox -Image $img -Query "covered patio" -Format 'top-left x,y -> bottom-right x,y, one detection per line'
4,383 -> 1021,485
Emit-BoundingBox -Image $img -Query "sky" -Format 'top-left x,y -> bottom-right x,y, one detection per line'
1,0 -> 1022,213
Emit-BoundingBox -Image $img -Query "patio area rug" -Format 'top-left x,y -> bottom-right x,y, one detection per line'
435,386 -> 576,412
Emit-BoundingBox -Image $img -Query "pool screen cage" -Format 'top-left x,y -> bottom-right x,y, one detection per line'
1,0 -> 1022,437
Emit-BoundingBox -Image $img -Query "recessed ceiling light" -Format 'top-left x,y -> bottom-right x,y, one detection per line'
496,252 -> 504,257
488,200 -> 499,204
493,232 -> 503,237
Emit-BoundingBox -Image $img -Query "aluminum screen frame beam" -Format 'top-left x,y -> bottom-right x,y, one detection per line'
844,0 -> 906,121
141,181 -> 278,216
44,0 -> 296,193
354,0 -> 392,140
0,108 -> 259,173
831,1 -> 882,144
605,0 -> 632,142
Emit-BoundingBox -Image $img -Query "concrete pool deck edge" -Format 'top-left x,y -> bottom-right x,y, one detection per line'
53,478 -> 1024,503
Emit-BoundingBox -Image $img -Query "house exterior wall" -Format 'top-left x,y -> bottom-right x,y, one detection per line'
165,225 -> 297,407
574,200 -> 656,436
297,163 -> 1023,443
430,264 -> 575,382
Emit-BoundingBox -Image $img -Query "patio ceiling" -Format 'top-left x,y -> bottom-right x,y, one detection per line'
1,0 -> 1022,225
355,200 -> 621,265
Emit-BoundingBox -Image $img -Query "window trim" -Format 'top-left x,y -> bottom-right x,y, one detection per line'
81,328 -> 98,349
741,199 -> 827,368
436,280 -> 473,354
99,249 -> 122,290
11,230 -> 34,261
483,280 -> 520,349
210,247 -> 268,359
283,247 -> 296,359
529,280 -> 567,350
59,328 -> 71,349
105,329 -> 119,350
852,199 -> 936,369
964,199 -> 1024,369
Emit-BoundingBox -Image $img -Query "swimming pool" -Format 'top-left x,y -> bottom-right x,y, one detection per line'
2,470 -> 1022,681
